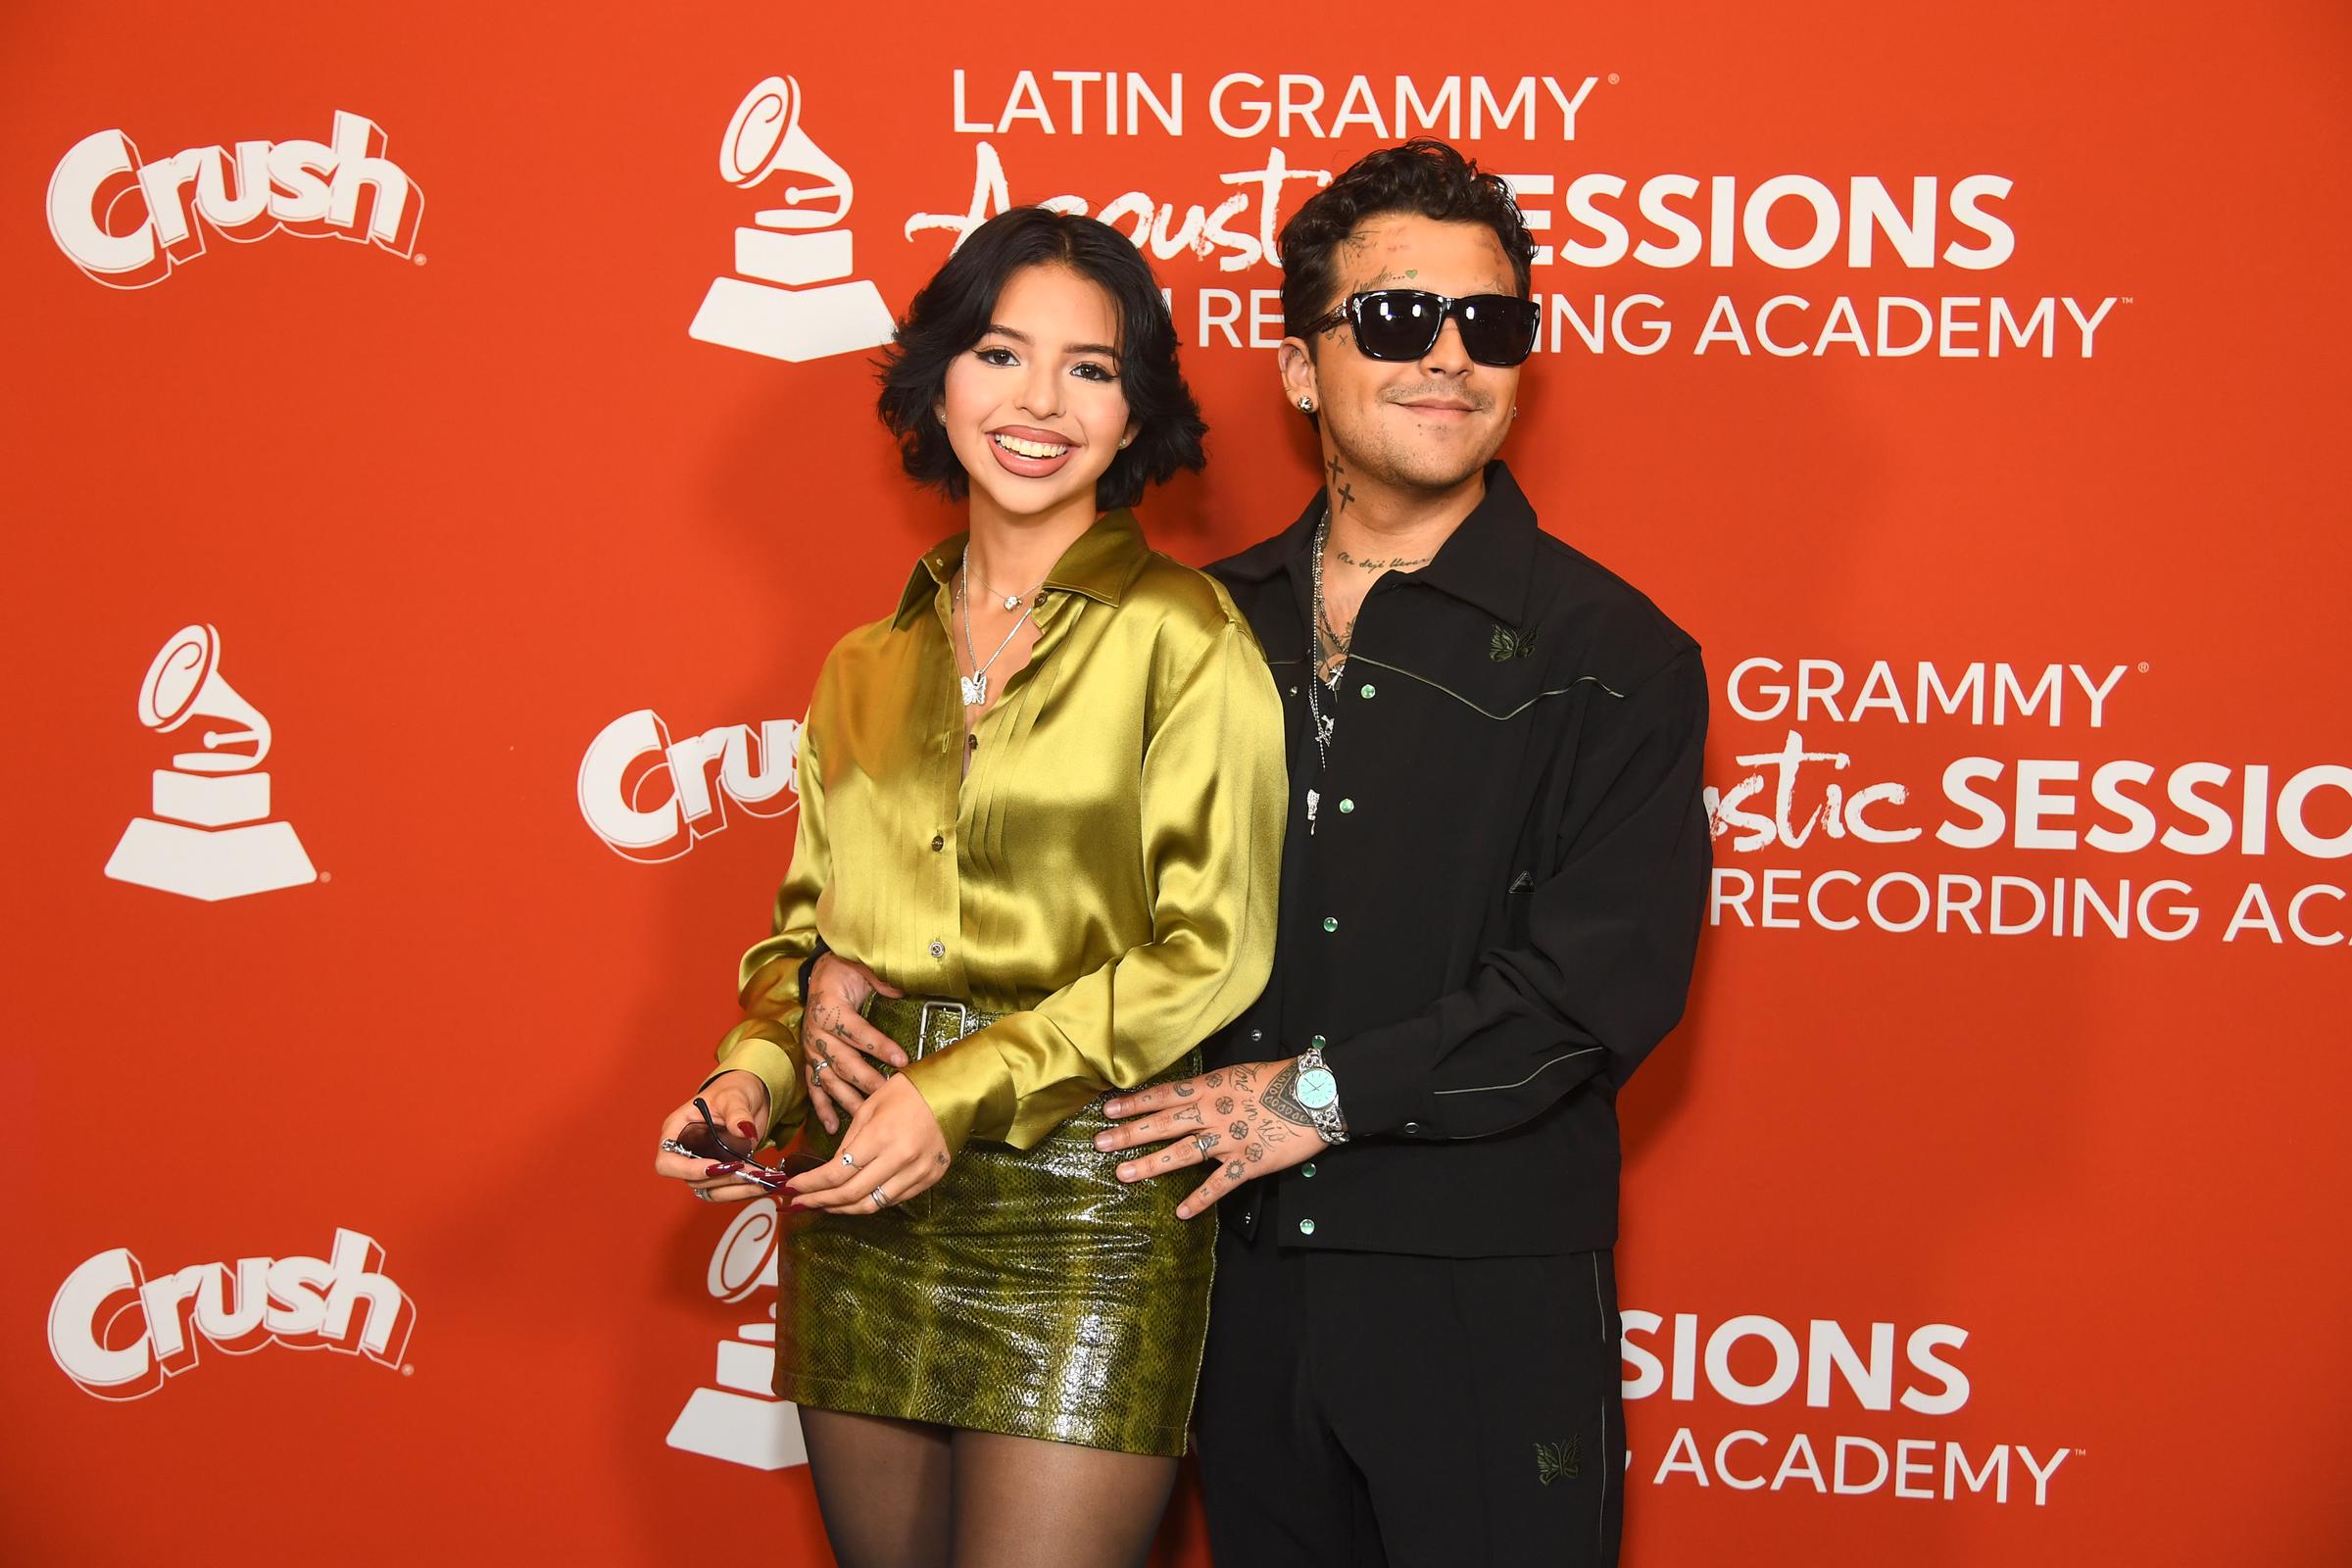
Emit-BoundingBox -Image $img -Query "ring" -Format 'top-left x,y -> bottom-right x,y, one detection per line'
839,1152 -> 858,1169
695,1188 -> 713,1202
869,1187 -> 891,1208
810,1058 -> 831,1079
1195,1133 -> 1214,1155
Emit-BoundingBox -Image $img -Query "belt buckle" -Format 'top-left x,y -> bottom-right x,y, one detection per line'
915,1000 -> 970,1058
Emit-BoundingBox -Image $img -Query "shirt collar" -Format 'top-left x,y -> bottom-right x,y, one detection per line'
1221,460 -> 1539,625
895,509 -> 1151,626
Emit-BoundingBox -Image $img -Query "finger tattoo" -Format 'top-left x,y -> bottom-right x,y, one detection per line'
1173,1082 -> 1197,1098
1225,1161 -> 1246,1180
1173,1105 -> 1204,1128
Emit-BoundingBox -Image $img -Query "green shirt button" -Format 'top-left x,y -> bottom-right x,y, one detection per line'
1298,1218 -> 1317,1236
1302,1162 -> 1317,1178
1322,916 -> 1338,933
1359,683 -> 1376,699
1338,798 -> 1354,813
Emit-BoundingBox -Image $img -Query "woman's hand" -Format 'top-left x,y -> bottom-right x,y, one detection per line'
653,1070 -> 775,1204
801,954 -> 907,1133
786,1075 -> 950,1214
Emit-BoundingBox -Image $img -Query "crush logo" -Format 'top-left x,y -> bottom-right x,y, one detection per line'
48,110 -> 423,288
578,709 -> 801,861
49,1228 -> 416,1400
667,1197 -> 807,1469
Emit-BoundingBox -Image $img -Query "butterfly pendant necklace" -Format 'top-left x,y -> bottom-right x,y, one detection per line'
957,561 -> 1037,708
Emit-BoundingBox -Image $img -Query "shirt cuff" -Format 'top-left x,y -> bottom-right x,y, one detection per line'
701,1030 -> 799,1149
898,1036 -> 1016,1155
1321,1016 -> 1439,1139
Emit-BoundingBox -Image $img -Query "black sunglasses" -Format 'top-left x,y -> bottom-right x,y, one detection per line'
1300,289 -> 1542,368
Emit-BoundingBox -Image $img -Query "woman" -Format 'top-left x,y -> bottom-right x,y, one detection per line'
654,207 -> 1285,1568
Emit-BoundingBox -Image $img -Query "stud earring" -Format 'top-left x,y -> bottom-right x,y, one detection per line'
1118,435 -> 1133,449
935,409 -> 948,425
1298,397 -> 1314,413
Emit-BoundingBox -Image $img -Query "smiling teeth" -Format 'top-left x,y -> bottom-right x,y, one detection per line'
994,433 -> 1069,459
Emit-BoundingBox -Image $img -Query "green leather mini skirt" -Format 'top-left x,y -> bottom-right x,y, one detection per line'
777,999 -> 1214,1457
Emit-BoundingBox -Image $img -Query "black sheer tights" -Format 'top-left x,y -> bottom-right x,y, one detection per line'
800,1408 -> 1178,1568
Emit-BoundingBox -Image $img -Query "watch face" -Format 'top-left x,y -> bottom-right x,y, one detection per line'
1297,1066 -> 1338,1109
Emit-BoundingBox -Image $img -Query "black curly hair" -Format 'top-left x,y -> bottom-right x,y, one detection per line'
1278,139 -> 1537,359
878,208 -> 1206,511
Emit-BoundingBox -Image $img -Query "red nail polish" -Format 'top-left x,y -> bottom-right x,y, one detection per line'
736,1121 -> 757,1138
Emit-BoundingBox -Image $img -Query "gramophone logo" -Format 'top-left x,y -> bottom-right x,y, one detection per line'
688,74 -> 896,363
105,623 -> 317,902
667,1196 -> 808,1470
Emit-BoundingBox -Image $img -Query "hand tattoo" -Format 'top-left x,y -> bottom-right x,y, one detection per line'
1245,1143 -> 1265,1163
1173,1081 -> 1196,1098
1214,1096 -> 1235,1115
1260,1062 -> 1317,1130
1229,1120 -> 1250,1140
1173,1104 -> 1204,1128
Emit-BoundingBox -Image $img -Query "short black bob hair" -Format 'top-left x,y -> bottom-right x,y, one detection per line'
1278,139 -> 1537,356
878,207 -> 1206,512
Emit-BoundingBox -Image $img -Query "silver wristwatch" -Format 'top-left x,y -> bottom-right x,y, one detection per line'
1294,1046 -> 1349,1145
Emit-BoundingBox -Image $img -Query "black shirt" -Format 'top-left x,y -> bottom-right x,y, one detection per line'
1205,461 -> 1710,1257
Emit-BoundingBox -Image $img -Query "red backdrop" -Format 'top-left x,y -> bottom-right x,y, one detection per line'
6,3 -> 2347,1562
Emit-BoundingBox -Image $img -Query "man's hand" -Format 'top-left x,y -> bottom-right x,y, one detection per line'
802,953 -> 906,1133
1096,1058 -> 1328,1220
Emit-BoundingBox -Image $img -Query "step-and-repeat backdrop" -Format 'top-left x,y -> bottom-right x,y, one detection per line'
6,3 -> 2345,1563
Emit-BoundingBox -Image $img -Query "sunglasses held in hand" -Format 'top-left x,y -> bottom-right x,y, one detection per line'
663,1097 -> 793,1193
1301,289 -> 1543,367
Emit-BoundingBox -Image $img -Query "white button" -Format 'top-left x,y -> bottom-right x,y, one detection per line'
928,940 -> 946,959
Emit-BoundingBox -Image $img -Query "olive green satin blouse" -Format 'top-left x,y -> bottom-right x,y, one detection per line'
710,510 -> 1287,1154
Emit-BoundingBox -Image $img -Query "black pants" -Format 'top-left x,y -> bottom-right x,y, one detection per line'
1195,1220 -> 1624,1568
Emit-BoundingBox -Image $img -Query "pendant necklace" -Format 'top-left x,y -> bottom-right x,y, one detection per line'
1304,503 -> 1342,832
957,561 -> 1036,707
968,557 -> 1046,612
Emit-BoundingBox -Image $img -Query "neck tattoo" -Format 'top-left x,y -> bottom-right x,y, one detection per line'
1335,548 -> 1432,573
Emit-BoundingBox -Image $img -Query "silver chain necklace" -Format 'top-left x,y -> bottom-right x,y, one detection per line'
956,563 -> 1035,707
1304,507 -> 1342,829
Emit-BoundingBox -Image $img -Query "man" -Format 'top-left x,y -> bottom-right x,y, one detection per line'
1096,140 -> 1710,1565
